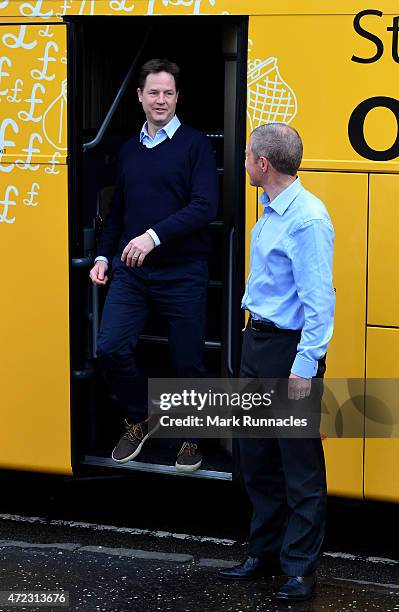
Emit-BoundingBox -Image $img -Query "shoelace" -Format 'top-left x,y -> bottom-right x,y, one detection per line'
178,442 -> 197,456
124,421 -> 143,442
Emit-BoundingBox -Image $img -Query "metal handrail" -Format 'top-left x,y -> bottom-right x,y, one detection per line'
83,26 -> 153,152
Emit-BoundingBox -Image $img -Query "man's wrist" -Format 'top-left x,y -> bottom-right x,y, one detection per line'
146,228 -> 160,247
94,256 -> 109,265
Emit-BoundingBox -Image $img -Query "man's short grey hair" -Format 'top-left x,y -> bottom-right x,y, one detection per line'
250,123 -> 303,176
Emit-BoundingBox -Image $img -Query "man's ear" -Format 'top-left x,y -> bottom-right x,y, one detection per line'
137,87 -> 143,103
259,156 -> 268,173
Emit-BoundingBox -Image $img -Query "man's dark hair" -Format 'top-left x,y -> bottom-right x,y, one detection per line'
138,59 -> 180,91
250,123 -> 303,176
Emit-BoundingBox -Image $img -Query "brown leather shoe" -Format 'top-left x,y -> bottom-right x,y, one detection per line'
175,442 -> 203,472
111,416 -> 159,464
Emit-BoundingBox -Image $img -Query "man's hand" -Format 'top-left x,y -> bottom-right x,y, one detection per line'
121,232 -> 155,267
89,260 -> 109,286
288,373 -> 311,401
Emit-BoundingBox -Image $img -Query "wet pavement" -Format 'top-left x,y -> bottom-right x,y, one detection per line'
1,541 -> 399,612
0,517 -> 398,612
0,472 -> 398,611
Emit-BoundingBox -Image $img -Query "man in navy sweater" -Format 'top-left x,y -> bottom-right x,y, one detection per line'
89,59 -> 218,471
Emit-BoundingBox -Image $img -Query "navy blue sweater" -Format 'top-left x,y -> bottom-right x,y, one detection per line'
96,124 -> 219,265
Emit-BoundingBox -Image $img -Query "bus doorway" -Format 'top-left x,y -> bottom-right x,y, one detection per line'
67,16 -> 248,478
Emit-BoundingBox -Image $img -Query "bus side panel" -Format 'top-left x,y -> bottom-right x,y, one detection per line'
248,14 -> 399,173
298,172 -> 368,379
0,24 -> 67,163
0,165 -> 71,474
365,328 -> 399,502
368,174 -> 399,327
366,176 -> 399,501
2,1 -> 399,19
298,171 -> 367,499
0,23 -> 71,474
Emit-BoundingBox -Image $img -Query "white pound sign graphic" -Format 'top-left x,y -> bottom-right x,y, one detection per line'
7,79 -> 24,103
18,83 -> 45,123
23,182 -> 40,207
0,56 -> 11,97
31,41 -> 58,81
20,1 -> 53,18
2,25 -> 37,49
0,118 -> 18,173
0,2 -> 9,10
42,78 -> 67,151
45,151 -> 61,174
56,0 -> 72,17
16,133 -> 43,171
0,185 -> 18,224
39,25 -> 54,38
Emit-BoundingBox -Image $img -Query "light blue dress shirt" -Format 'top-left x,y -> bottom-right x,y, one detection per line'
140,114 -> 181,150
95,115 -> 181,264
242,177 -> 335,379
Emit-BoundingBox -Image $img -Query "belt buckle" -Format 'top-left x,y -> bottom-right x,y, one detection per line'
250,317 -> 258,331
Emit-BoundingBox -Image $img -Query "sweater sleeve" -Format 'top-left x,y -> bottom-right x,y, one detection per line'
150,135 -> 218,242
95,153 -> 125,261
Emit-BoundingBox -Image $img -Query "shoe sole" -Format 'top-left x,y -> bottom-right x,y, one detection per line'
275,587 -> 316,602
175,459 -> 202,472
275,593 -> 315,602
111,421 -> 160,464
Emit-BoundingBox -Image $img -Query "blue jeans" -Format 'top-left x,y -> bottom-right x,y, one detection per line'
97,257 -> 208,425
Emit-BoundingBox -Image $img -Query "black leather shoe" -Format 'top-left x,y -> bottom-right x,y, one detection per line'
218,556 -> 281,581
275,574 -> 316,601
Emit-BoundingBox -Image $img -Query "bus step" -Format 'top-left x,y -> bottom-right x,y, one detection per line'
83,455 -> 232,480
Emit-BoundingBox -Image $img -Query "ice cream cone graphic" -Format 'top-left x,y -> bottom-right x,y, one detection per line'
247,57 -> 297,131
42,78 -> 67,151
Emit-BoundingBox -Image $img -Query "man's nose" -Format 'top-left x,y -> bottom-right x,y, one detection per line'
156,93 -> 166,104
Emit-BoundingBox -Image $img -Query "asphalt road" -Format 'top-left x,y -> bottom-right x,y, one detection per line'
1,543 -> 399,612
0,471 -> 398,611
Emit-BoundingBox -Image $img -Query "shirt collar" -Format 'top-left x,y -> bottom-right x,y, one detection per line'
140,115 -> 181,142
260,177 -> 303,216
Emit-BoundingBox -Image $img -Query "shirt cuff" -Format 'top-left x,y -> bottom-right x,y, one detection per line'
291,354 -> 318,379
146,228 -> 161,247
94,256 -> 109,265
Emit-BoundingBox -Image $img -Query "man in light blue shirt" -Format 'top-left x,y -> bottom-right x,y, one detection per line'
219,123 -> 335,602
241,147 -> 335,384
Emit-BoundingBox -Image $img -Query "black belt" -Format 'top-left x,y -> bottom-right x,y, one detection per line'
249,317 -> 300,335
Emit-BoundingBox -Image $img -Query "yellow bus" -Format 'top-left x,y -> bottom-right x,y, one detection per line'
1,0 -> 399,502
